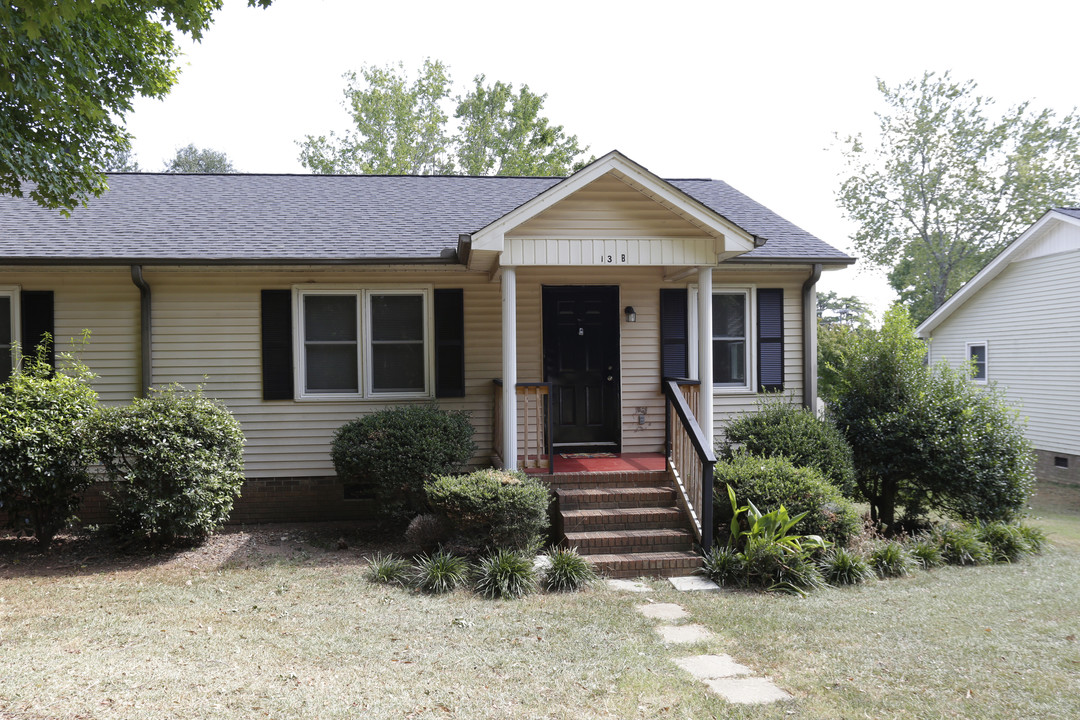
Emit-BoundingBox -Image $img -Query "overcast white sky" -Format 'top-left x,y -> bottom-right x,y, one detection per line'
125,0 -> 1080,318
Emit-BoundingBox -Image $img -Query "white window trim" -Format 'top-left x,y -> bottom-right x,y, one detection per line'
967,340 -> 988,384
0,286 -> 20,372
688,283 -> 757,394
292,284 -> 434,401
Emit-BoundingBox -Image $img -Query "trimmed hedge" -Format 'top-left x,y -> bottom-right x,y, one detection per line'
425,468 -> 550,554
714,453 -> 861,547
95,386 -> 245,544
720,398 -> 857,498
331,405 -> 476,520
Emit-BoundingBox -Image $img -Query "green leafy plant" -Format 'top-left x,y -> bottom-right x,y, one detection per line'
331,405 -> 476,521
719,396 -> 857,497
413,551 -> 469,594
700,545 -> 746,587
741,536 -> 827,596
1016,523 -> 1049,554
714,454 -> 860,547
910,537 -> 945,569
0,342 -> 98,547
725,484 -> 831,555
542,547 -> 596,592
474,549 -> 537,600
94,385 -> 245,544
425,469 -> 550,555
869,541 -> 915,578
935,524 -> 992,566
365,553 -> 411,586
976,521 -> 1032,563
819,547 -> 875,586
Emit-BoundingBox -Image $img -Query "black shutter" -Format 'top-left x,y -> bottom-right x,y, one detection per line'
261,290 -> 294,400
21,290 -> 54,368
757,288 -> 784,392
659,288 -> 689,379
433,288 -> 465,398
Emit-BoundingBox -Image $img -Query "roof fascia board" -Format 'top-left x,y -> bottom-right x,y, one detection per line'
916,210 -> 1065,336
470,151 -> 757,253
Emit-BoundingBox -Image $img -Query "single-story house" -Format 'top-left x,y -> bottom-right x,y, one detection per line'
1,151 -> 851,572
917,208 -> 1080,486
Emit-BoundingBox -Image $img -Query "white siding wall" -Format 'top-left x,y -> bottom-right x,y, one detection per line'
927,244 -> 1080,455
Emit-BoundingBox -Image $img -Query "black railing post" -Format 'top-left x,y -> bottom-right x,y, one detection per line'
700,459 -> 714,554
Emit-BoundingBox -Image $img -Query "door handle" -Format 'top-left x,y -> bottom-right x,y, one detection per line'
606,375 -> 614,381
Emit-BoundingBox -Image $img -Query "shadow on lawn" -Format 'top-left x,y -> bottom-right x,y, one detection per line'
0,521 -> 407,579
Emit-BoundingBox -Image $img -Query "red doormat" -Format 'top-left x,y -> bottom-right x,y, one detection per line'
560,452 -> 618,459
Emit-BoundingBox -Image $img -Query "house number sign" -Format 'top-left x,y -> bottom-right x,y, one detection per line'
598,253 -> 628,264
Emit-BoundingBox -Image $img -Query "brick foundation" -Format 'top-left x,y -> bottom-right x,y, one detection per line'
1033,449 -> 1080,486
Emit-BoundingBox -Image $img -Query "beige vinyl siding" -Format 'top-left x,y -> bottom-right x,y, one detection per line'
0,268 -> 139,402
926,244 -> 1080,455
711,271 -> 806,441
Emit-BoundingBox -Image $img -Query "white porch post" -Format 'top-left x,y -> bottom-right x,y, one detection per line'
697,266 -> 714,442
501,267 -> 518,470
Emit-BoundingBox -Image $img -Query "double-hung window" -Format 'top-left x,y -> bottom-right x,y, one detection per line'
0,288 -> 18,379
968,342 -> 987,382
295,287 -> 431,399
712,290 -> 750,388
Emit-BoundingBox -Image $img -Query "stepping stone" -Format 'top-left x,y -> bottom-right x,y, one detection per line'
668,576 -> 721,592
674,654 -> 753,680
656,624 -> 712,644
703,676 -> 792,704
607,579 -> 652,593
635,603 -> 688,620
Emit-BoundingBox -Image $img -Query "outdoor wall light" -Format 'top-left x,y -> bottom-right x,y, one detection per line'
624,306 -> 637,323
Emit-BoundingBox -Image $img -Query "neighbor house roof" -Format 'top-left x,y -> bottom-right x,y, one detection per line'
917,208 -> 1080,336
0,162 -> 852,266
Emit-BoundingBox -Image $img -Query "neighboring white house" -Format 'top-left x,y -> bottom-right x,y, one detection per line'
916,208 -> 1080,485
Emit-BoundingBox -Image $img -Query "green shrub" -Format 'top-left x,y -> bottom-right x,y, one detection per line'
0,348 -> 98,547
1017,523 -> 1049,554
869,541 -> 914,578
365,553 -> 411,585
94,386 -> 245,544
331,405 -> 475,520
413,551 -> 469,594
819,548 -> 874,586
714,454 -> 861,547
701,545 -> 745,587
474,549 -> 537,600
720,397 -> 857,497
543,547 -> 596,592
935,524 -> 992,566
742,537 -> 826,595
425,469 -> 550,554
977,521 -> 1032,563
405,513 -> 449,554
910,537 -> 945,569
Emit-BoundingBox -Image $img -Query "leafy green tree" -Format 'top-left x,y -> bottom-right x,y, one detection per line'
103,147 -> 142,173
817,290 -> 872,328
163,144 -> 237,173
0,1 -> 270,214
299,59 -> 589,176
837,72 -> 1080,324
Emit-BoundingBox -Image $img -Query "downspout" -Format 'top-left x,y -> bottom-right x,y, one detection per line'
802,263 -> 822,412
130,265 -> 152,397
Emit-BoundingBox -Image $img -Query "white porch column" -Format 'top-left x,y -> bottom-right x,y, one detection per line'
501,267 -> 518,470
697,266 -> 714,442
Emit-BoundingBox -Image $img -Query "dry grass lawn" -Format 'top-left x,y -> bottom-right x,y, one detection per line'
1,485 -> 1078,720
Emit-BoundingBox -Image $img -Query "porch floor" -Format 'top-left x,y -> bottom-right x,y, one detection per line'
525,452 -> 667,475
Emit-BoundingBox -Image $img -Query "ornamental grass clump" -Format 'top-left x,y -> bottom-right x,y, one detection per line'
935,524 -> 992,566
365,553 -> 411,586
475,549 -> 537,600
700,545 -> 745,587
413,551 -> 469,594
869,540 -> 915,578
542,547 -> 596,592
1017,522 -> 1049,554
910,536 -> 945,569
977,521 -> 1033,563
819,547 -> 875,586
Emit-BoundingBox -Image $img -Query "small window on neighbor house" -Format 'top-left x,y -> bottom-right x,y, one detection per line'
968,343 -> 987,382
1055,456 -> 1069,469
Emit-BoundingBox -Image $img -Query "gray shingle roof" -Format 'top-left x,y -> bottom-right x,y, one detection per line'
0,173 -> 851,265
1056,207 -> 1080,220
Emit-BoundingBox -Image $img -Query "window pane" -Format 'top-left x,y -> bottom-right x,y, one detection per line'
0,297 -> 10,342
714,339 -> 745,384
371,343 -> 425,392
712,294 -> 745,338
304,295 -> 357,342
970,345 -> 986,380
371,294 -> 423,341
305,344 -> 358,392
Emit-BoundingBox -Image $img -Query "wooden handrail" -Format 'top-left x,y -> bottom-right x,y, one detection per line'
493,379 -> 554,472
663,378 -> 716,553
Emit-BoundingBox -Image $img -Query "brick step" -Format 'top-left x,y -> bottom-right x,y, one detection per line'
564,528 -> 694,554
555,486 -> 677,510
544,471 -> 673,490
561,506 -> 685,532
587,550 -> 703,579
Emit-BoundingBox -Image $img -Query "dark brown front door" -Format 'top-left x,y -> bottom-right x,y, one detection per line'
542,286 -> 620,449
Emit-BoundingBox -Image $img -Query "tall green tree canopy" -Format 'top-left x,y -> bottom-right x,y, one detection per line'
837,72 -> 1080,323
0,0 -> 270,214
163,144 -> 236,173
299,59 -> 590,176
817,290 -> 872,329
